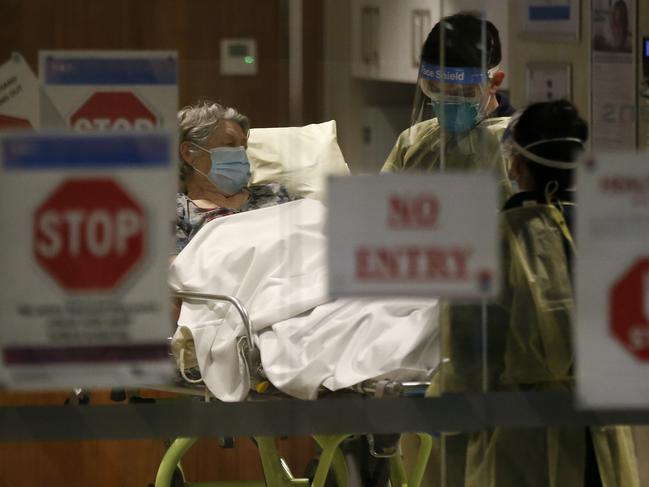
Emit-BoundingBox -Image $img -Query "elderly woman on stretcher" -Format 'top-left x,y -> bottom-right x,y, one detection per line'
168,101 -> 439,402
175,100 -> 300,254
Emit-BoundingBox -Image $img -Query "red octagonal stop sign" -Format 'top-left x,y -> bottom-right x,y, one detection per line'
610,258 -> 649,361
33,179 -> 145,291
70,91 -> 157,131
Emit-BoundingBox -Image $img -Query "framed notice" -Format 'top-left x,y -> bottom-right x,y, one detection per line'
327,174 -> 500,299
39,50 -> 177,132
590,0 -> 638,150
519,0 -> 581,41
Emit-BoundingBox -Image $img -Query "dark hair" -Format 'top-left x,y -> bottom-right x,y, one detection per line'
420,12 -> 501,69
513,100 -> 588,191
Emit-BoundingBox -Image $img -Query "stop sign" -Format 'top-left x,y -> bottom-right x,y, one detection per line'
0,113 -> 32,130
33,179 -> 145,291
69,91 -> 157,131
610,258 -> 649,361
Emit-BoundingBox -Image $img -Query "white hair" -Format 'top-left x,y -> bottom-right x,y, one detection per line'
177,100 -> 250,185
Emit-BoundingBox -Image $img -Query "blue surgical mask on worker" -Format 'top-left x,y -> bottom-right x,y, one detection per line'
192,144 -> 251,196
432,101 -> 481,134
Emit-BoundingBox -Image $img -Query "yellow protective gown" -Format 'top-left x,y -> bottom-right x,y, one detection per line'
438,198 -> 639,487
381,117 -> 510,174
384,115 -> 512,486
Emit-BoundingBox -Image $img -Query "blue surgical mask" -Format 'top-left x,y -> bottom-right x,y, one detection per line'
432,101 -> 480,134
192,145 -> 251,196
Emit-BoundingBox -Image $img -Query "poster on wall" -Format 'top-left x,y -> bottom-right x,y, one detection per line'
591,0 -> 637,150
0,53 -> 40,130
575,152 -> 649,408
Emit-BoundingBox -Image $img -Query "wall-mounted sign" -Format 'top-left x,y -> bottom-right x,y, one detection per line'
590,0 -> 638,150
519,0 -> 581,41
39,50 -> 177,132
576,151 -> 649,407
0,133 -> 175,389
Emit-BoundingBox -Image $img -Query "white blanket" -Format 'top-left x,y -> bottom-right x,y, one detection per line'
169,199 -> 439,401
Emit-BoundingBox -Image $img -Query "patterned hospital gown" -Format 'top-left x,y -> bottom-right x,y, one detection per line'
175,183 -> 301,254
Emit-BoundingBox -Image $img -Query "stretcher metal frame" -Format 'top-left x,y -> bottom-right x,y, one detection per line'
152,292 -> 435,487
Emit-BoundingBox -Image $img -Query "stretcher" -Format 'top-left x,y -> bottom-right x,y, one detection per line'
150,121 -> 438,486
149,291 -> 435,487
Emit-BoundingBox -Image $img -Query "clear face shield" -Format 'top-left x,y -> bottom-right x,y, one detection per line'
415,63 -> 495,134
406,12 -> 500,173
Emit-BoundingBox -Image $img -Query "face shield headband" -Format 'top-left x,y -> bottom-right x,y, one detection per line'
418,62 -> 498,100
509,138 -> 585,170
419,62 -> 490,85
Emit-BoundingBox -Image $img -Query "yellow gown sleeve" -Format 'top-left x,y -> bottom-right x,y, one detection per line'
380,127 -> 409,173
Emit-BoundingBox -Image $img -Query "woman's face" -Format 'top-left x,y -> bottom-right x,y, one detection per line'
191,120 -> 248,175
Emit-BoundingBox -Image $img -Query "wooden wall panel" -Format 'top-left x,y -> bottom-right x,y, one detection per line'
0,0 -> 320,484
0,388 -> 315,486
0,0 -> 291,128
302,0 -> 325,125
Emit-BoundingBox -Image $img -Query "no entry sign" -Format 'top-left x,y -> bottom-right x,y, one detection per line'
327,174 -> 499,298
0,133 -> 175,389
576,152 -> 649,408
39,50 -> 176,132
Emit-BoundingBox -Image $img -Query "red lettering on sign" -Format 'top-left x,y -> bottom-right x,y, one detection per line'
600,176 -> 649,194
355,245 -> 473,281
33,179 -> 145,291
388,194 -> 439,229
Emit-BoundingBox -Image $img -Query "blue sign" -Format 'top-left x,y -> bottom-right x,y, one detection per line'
528,5 -> 571,21
2,134 -> 170,169
43,56 -> 177,85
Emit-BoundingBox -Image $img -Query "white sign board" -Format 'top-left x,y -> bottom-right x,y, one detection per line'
39,50 -> 177,132
328,174 -> 500,298
576,152 -> 649,408
0,53 -> 40,130
0,133 -> 175,389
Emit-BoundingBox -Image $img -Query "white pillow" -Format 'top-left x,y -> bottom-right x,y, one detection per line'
247,120 -> 350,201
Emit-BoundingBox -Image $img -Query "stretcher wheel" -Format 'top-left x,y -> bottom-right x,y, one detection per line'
64,390 -> 90,405
110,388 -> 127,402
170,467 -> 185,487
303,458 -> 338,487
218,437 -> 235,448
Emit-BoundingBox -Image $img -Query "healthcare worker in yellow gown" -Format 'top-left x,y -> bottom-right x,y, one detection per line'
381,12 -> 514,176
384,13 -> 515,486
441,100 -> 639,487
